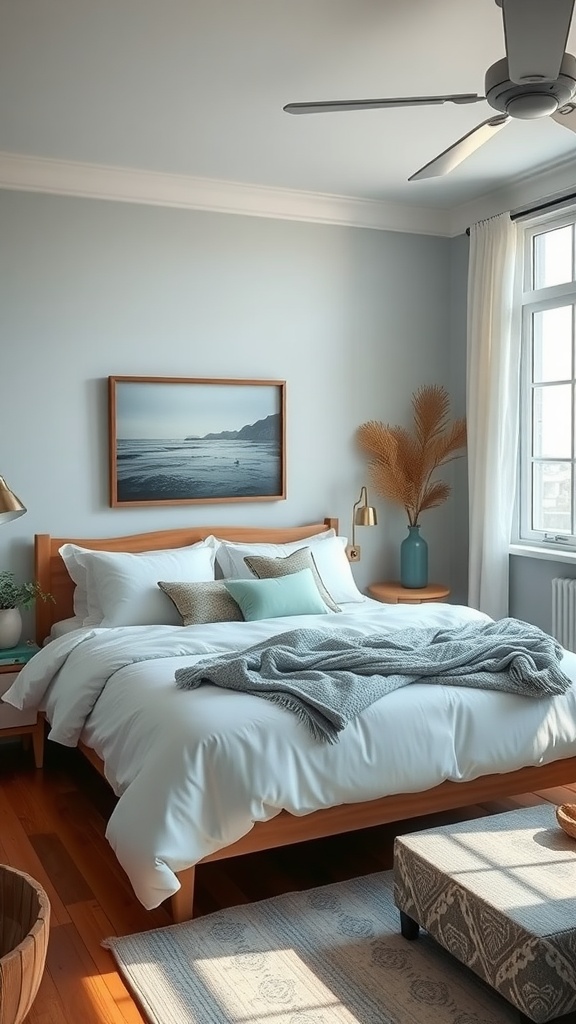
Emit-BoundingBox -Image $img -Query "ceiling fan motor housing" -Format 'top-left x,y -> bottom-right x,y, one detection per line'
485,53 -> 576,118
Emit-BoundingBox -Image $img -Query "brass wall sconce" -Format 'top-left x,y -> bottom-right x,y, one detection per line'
346,485 -> 377,562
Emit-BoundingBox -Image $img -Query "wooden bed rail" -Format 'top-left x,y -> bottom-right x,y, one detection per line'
74,729 -> 576,922
74,740 -> 576,922
173,754 -> 576,922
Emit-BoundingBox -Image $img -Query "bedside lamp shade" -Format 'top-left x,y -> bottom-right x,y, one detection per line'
0,477 -> 26,524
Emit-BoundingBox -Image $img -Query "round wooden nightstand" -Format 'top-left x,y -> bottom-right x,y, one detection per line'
368,581 -> 450,605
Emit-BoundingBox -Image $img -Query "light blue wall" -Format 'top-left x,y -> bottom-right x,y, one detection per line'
0,189 -> 466,634
510,557 -> 576,633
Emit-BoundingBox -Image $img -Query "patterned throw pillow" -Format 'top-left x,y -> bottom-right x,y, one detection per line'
157,580 -> 244,625
243,547 -> 341,613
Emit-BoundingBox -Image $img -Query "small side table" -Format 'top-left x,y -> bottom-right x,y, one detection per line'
368,581 -> 450,605
0,643 -> 44,768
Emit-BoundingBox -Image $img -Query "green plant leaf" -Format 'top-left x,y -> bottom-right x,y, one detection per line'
0,570 -> 54,610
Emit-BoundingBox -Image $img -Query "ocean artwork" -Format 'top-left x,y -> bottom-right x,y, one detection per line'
116,436 -> 282,501
109,377 -> 286,505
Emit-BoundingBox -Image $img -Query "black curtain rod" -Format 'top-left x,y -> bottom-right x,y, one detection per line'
465,189 -> 576,235
510,190 -> 576,221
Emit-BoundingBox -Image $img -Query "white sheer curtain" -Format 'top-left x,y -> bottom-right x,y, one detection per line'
467,212 -> 521,619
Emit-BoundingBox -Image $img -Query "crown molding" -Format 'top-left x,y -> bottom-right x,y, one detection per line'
448,154 -> 576,236
0,151 -> 451,236
3,150 -> 576,239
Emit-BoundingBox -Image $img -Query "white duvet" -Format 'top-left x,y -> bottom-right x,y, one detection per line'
5,599 -> 576,910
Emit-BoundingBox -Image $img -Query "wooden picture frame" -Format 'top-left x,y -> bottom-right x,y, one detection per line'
108,376 -> 286,507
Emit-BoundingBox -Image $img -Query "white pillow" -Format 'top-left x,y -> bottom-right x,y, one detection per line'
216,533 -> 365,605
59,543 -> 93,622
299,536 -> 365,605
214,529 -> 335,580
59,538 -> 218,627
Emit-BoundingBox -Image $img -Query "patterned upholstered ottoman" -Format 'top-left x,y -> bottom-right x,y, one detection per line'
393,804 -> 576,1023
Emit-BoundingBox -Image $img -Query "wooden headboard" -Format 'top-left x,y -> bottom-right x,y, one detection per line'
34,518 -> 338,643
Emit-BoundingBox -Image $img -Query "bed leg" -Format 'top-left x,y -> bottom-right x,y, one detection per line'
32,719 -> 45,769
172,867 -> 196,923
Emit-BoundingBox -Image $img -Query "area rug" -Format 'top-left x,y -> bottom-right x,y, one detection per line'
104,870 -> 518,1024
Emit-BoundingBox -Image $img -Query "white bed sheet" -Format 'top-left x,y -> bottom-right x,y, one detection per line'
5,599 -> 576,910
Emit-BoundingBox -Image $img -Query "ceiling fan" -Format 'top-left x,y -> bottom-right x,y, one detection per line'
283,0 -> 576,180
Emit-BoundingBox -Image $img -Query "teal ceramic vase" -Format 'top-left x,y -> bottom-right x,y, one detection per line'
400,525 -> 428,588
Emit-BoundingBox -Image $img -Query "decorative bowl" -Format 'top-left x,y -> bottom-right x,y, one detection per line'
556,803 -> 576,840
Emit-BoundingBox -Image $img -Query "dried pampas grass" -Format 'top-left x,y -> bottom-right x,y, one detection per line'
357,385 -> 466,527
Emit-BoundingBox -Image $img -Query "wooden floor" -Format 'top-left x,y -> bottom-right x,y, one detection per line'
2,739 -> 576,1024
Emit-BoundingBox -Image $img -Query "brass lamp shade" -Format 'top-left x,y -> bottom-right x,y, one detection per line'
355,504 -> 377,528
0,477 -> 26,524
348,485 -> 377,561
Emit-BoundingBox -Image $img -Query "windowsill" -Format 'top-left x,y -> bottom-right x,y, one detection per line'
509,542 -> 576,564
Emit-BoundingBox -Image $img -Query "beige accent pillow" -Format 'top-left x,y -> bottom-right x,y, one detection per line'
157,580 -> 244,625
243,547 -> 341,613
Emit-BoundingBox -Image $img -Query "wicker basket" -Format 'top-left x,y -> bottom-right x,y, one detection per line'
556,803 -> 576,840
0,865 -> 50,1024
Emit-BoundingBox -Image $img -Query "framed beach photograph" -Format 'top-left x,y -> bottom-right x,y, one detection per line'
108,376 -> 286,506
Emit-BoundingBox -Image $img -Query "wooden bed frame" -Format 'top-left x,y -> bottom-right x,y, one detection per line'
35,521 -> 576,923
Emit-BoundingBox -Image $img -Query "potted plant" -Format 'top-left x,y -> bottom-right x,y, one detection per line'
0,571 -> 53,649
357,385 -> 466,588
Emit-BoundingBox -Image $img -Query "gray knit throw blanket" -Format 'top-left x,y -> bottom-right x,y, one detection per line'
175,617 -> 571,743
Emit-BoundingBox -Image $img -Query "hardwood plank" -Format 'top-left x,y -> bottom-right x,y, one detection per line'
533,785 -> 576,804
67,901 -> 146,1024
3,769 -> 60,834
44,924 -> 121,1024
29,833 -> 95,905
26,965 -> 68,1024
0,834 -> 11,863
201,857 -> 277,910
0,787 -> 71,925
479,791 -> 547,812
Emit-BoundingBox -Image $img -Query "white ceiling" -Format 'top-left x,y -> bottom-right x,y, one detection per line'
2,0 -> 576,227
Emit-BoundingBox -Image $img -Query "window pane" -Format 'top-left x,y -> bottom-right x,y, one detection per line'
533,225 -> 573,288
532,461 -> 572,532
532,305 -> 573,382
532,384 -> 572,457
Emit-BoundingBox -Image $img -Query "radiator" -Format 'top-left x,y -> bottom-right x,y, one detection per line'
552,577 -> 576,653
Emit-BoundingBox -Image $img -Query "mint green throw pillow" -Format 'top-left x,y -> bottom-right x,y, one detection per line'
224,568 -> 329,621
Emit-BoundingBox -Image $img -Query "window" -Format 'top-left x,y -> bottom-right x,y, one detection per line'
518,213 -> 576,549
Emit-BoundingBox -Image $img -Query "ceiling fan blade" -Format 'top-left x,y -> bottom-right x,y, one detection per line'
409,115 -> 510,181
283,94 -> 485,115
552,101 -> 576,132
499,0 -> 575,84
